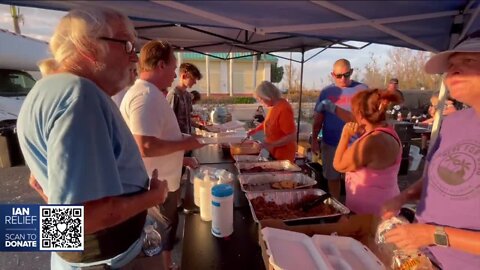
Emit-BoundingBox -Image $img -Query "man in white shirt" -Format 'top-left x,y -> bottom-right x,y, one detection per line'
120,40 -> 203,270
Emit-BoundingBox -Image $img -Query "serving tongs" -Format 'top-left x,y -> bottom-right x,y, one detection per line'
239,136 -> 250,145
301,193 -> 331,212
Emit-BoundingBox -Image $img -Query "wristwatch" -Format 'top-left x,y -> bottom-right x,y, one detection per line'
434,226 -> 449,247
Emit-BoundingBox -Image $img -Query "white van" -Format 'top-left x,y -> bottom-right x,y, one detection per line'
0,68 -> 36,122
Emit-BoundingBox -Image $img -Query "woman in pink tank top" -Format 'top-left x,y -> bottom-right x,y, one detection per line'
333,89 -> 403,215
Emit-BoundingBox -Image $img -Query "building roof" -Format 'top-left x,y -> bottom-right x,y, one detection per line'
180,52 -> 278,63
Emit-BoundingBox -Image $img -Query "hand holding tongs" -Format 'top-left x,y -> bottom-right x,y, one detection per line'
239,135 -> 250,145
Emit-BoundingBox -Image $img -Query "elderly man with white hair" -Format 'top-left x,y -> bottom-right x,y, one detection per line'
17,7 -> 168,270
247,81 -> 297,162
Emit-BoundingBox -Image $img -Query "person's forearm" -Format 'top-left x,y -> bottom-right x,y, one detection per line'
445,227 -> 480,255
84,190 -> 161,234
399,178 -> 423,203
144,139 -> 191,156
249,122 -> 264,135
334,106 -> 355,122
134,135 -> 197,157
333,134 -> 350,172
312,117 -> 323,142
29,175 -> 48,203
268,132 -> 296,148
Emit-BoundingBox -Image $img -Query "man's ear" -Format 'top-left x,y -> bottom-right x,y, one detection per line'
78,42 -> 99,64
156,60 -> 165,70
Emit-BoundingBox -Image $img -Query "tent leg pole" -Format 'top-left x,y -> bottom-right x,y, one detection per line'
296,49 -> 305,144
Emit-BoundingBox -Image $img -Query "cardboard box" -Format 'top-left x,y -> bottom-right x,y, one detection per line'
259,215 -> 389,270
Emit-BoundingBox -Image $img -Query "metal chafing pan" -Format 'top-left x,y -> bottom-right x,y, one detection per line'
238,172 -> 317,192
230,141 -> 261,155
245,189 -> 350,223
233,155 -> 268,163
236,160 -> 302,174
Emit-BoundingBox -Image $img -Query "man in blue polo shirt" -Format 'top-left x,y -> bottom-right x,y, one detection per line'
312,59 -> 367,200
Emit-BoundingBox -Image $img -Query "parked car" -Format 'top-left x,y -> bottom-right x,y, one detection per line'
0,69 -> 36,122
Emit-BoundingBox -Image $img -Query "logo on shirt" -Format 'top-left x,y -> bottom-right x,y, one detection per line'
327,95 -> 352,107
429,140 -> 480,198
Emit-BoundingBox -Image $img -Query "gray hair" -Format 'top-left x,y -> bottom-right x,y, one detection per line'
39,6 -> 135,75
255,81 -> 281,101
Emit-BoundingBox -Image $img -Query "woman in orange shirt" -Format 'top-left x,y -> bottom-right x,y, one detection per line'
247,81 -> 297,161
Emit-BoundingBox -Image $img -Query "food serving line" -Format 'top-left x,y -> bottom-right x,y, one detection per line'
181,145 -> 266,270
179,125 -> 389,270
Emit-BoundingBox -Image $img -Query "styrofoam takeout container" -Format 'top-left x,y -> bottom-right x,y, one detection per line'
262,227 -> 385,270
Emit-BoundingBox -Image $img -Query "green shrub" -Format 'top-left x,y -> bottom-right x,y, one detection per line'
198,95 -> 256,104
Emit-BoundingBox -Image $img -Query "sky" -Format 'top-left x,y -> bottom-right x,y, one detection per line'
0,4 -> 394,90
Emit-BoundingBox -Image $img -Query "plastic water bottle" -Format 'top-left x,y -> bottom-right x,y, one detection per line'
142,225 -> 162,256
193,171 -> 204,207
211,184 -> 234,237
397,112 -> 402,121
200,174 -> 216,221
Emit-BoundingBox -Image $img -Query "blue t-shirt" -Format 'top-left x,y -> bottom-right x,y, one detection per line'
314,81 -> 367,146
17,73 -> 150,268
17,73 -> 149,204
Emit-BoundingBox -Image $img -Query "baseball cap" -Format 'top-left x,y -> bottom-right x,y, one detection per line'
425,30 -> 480,74
389,78 -> 399,84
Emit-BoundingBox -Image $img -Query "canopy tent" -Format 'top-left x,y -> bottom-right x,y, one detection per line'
6,0 -> 480,143
6,1 -> 480,55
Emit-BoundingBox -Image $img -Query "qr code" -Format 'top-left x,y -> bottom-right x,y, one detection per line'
39,206 -> 84,251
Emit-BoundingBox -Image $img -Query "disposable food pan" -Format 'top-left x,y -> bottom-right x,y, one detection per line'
236,160 -> 302,174
230,141 -> 261,155
246,189 -> 350,224
238,172 -> 317,192
233,155 -> 268,163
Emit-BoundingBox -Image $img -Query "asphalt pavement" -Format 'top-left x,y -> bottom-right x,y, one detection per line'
0,165 -> 50,270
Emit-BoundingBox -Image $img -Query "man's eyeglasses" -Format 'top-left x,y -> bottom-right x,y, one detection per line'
332,71 -> 352,79
99,37 -> 136,54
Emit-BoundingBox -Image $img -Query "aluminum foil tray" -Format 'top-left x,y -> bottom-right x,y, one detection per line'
236,160 -> 301,174
233,155 -> 268,163
230,141 -> 261,155
246,189 -> 350,223
238,172 -> 317,192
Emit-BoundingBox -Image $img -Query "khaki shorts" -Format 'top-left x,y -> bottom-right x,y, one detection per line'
320,142 -> 342,180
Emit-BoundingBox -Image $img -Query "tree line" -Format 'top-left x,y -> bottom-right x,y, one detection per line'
281,47 -> 443,92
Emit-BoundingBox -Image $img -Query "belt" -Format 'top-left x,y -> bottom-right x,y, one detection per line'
57,209 -> 147,263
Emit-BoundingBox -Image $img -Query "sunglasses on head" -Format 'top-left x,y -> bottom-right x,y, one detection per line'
332,70 -> 352,79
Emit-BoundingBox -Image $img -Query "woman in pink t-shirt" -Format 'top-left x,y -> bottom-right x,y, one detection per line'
333,89 -> 403,215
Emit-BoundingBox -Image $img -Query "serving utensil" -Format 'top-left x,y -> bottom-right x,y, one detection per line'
301,193 -> 331,212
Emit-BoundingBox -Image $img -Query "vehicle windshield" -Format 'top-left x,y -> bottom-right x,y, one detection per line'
0,69 -> 36,97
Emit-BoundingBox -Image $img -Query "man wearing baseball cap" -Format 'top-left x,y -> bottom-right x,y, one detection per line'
387,77 -> 404,103
381,31 -> 480,269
